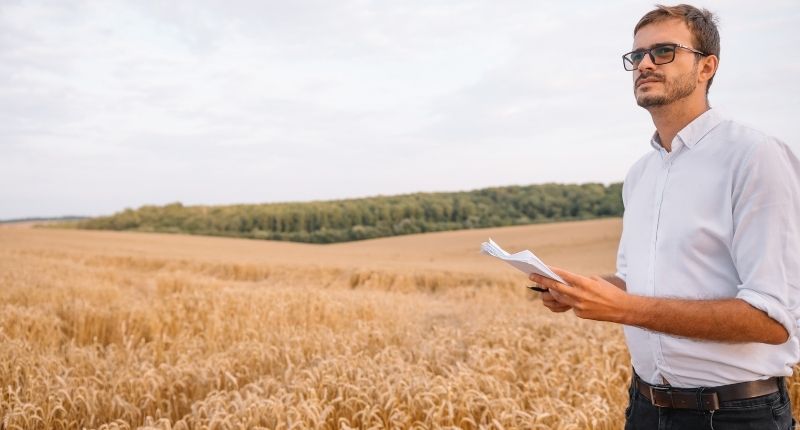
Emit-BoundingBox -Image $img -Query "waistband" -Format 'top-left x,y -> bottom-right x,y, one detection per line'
633,373 -> 782,411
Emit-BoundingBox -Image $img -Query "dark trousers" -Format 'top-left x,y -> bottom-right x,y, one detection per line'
624,376 -> 796,429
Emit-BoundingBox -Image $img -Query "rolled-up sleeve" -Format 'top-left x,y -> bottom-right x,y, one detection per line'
731,139 -> 800,340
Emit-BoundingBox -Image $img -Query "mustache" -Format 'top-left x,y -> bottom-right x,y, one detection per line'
636,72 -> 665,85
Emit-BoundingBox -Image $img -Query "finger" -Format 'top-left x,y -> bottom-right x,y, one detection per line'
545,278 -> 572,297
550,304 -> 572,313
542,293 -> 572,310
548,287 -> 577,307
550,266 -> 593,288
528,273 -> 564,290
541,292 -> 560,305
544,303 -> 571,312
542,295 -> 571,312
542,290 -> 567,303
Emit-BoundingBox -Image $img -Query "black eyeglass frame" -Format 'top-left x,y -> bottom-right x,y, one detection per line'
622,43 -> 708,71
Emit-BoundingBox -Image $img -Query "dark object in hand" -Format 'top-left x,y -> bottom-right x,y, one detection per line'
527,285 -> 548,293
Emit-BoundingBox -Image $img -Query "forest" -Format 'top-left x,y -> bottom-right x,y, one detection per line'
74,182 -> 623,243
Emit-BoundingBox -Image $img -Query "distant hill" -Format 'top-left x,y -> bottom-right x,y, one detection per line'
69,182 -> 623,243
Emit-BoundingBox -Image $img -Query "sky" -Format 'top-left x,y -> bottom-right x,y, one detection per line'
1,0 -> 798,219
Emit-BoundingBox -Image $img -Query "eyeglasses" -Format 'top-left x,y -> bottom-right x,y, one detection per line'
622,43 -> 708,71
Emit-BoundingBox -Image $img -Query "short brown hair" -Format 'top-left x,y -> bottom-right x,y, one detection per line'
634,4 -> 720,93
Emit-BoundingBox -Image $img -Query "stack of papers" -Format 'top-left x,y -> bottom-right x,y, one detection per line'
480,238 -> 567,284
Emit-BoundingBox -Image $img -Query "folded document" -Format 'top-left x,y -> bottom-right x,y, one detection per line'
480,238 -> 567,284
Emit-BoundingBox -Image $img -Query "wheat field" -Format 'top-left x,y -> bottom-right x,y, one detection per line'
1,219 -> 797,429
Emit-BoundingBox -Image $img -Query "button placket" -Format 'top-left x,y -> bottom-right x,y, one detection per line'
649,153 -> 672,373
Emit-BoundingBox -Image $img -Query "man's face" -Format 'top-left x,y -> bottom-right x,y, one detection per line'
631,19 -> 700,108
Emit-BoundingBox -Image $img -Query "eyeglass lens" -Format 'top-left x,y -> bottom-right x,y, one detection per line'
624,46 -> 676,70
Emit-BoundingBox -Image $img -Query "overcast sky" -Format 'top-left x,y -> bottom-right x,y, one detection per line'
1,0 -> 798,219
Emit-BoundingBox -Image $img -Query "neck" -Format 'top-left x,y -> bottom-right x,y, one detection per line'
647,96 -> 709,152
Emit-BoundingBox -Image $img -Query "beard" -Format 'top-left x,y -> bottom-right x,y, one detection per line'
635,64 -> 698,108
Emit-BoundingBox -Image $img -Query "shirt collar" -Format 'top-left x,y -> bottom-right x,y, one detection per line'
649,108 -> 725,153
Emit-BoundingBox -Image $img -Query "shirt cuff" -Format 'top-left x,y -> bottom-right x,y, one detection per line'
737,288 -> 797,340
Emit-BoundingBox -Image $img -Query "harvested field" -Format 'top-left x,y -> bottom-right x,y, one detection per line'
1,218 -> 797,429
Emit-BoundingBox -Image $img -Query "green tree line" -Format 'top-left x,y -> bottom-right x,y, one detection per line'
74,182 -> 623,243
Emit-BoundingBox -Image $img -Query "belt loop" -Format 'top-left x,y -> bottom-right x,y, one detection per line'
696,387 -> 704,410
778,377 -> 787,403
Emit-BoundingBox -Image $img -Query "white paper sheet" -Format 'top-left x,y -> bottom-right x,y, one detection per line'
480,238 -> 567,285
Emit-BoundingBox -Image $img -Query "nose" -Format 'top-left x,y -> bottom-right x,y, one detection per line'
636,52 -> 656,73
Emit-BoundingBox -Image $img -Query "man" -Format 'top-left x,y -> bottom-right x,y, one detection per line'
529,4 -> 799,429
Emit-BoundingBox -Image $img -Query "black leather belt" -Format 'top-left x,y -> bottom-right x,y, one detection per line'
635,374 -> 781,411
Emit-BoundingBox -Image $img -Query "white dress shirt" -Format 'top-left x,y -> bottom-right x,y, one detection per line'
615,108 -> 800,388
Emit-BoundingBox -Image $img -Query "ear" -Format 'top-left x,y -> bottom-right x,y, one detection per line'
698,54 -> 719,85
